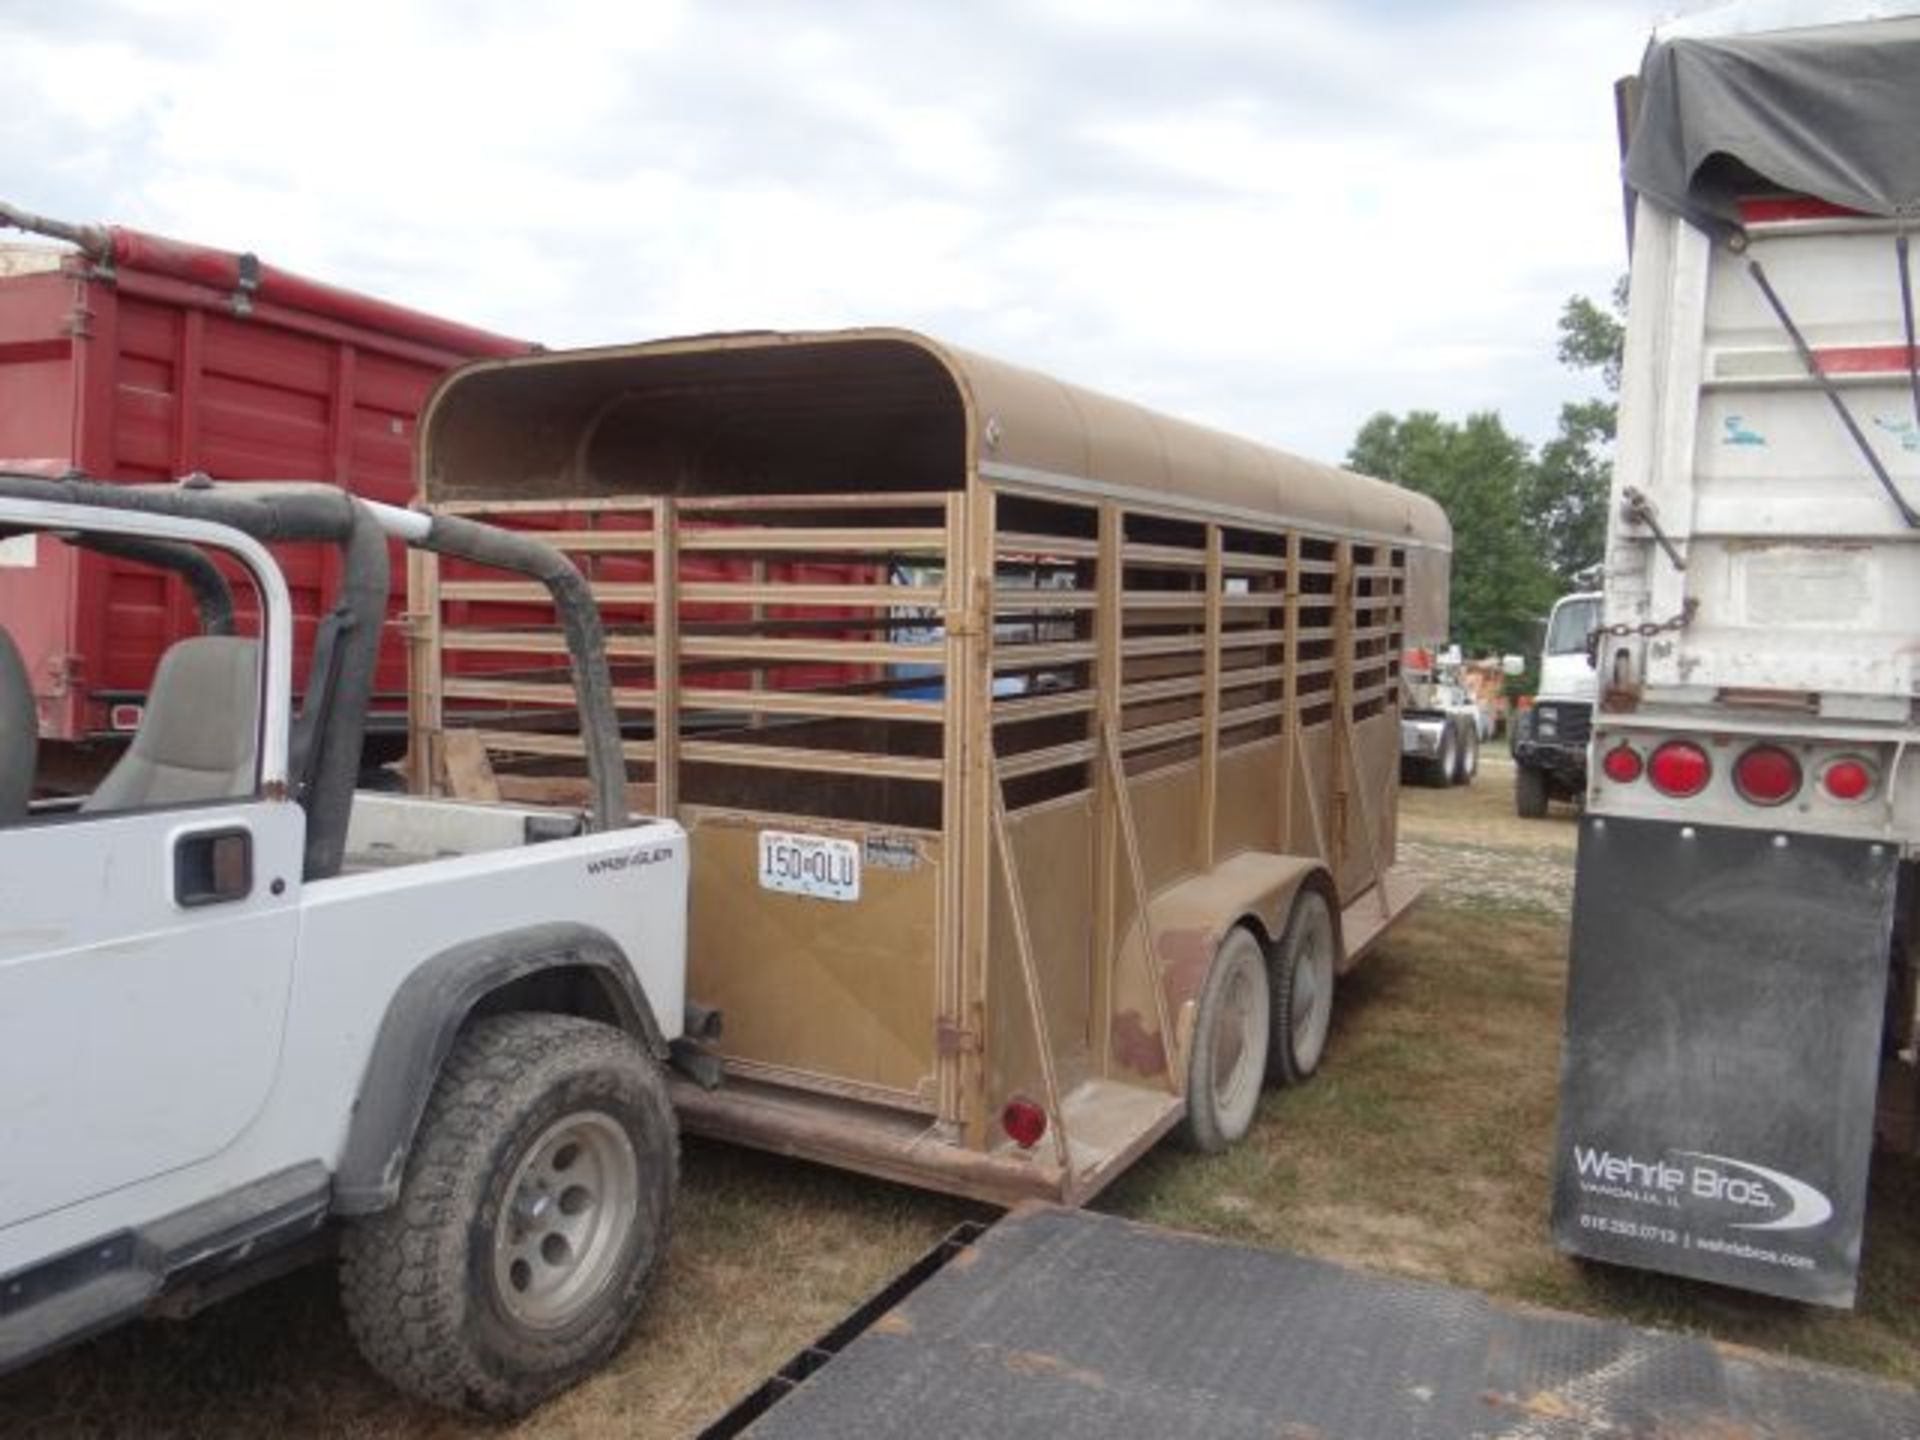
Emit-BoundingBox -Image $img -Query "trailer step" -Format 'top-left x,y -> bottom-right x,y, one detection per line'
709,1205 -> 1920,1439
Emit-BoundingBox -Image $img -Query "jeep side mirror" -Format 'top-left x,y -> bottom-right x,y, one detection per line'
1501,654 -> 1524,677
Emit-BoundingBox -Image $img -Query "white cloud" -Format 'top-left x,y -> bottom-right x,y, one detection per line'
0,0 -> 1681,464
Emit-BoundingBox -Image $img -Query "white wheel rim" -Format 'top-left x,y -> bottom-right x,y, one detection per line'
492,1111 -> 639,1330
1210,954 -> 1265,1122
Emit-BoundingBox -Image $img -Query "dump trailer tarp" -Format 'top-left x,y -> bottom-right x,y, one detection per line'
712,1206 -> 1920,1439
1626,17 -> 1920,229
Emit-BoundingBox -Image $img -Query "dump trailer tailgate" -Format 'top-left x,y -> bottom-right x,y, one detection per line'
713,1206 -> 1919,1439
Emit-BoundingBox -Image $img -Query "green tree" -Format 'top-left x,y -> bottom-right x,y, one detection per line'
1347,409 -> 1556,658
1525,275 -> 1627,586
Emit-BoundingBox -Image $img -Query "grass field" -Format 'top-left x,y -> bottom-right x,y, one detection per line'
2,753 -> 1913,1436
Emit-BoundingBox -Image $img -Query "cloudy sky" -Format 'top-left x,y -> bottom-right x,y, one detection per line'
5,1 -> 1690,464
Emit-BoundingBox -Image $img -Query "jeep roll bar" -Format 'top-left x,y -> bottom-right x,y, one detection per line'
0,474 -> 627,875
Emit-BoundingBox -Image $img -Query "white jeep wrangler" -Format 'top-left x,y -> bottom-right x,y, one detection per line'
0,476 -> 689,1416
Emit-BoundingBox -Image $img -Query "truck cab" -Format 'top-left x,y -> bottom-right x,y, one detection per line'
1510,591 -> 1599,817
0,477 -> 689,1415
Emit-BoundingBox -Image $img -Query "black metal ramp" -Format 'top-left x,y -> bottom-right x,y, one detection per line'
719,1205 -> 1920,1439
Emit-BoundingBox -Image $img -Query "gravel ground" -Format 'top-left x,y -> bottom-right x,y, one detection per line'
1397,750 -> 1579,916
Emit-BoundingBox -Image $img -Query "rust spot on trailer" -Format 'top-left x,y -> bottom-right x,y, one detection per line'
996,1347 -> 1107,1390
1110,1009 -> 1167,1078
1157,926 -> 1214,1004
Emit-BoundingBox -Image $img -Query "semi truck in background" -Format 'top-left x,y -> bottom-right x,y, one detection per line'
1509,590 -> 1600,817
0,201 -> 534,782
1551,4 -> 1920,1307
1399,644 -> 1484,787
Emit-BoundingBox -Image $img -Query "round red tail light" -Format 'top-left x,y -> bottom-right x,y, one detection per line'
1001,1097 -> 1048,1149
1732,744 -> 1801,806
1647,740 -> 1711,798
1821,757 -> 1875,802
1601,744 -> 1644,784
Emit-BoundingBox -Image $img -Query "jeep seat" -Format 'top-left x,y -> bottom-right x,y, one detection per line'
83,636 -> 261,812
0,627 -> 35,824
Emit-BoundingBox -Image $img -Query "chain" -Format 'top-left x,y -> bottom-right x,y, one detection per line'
1585,598 -> 1697,660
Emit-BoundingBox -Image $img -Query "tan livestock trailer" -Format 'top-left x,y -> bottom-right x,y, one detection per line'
408,329 -> 1450,1206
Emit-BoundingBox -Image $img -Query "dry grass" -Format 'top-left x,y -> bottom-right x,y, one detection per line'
3,749 -> 1914,1434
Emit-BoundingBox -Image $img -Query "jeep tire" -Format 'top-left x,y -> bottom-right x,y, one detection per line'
340,1012 -> 677,1416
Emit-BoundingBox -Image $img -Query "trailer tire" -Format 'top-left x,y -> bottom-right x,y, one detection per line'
1267,888 -> 1336,1086
1179,927 -> 1271,1154
1515,763 -> 1549,819
1417,725 -> 1457,788
339,1012 -> 677,1417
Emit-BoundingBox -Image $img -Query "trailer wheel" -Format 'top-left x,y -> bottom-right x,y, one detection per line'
1423,724 -> 1459,788
1515,763 -> 1549,819
1451,723 -> 1479,786
1179,927 -> 1271,1154
339,1012 -> 677,1417
1267,888 -> 1336,1086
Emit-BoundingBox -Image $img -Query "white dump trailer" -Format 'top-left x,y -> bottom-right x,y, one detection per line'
1552,3 -> 1920,1306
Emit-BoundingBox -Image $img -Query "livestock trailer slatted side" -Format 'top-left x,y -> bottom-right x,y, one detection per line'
412,328 -> 1443,1204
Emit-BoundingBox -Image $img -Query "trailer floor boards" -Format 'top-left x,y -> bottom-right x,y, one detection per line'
710,1205 -> 1920,1439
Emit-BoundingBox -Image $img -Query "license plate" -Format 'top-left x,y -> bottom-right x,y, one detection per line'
758,830 -> 861,902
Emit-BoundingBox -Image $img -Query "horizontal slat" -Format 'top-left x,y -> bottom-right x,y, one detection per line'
1121,674 -> 1205,707
992,689 -> 1096,724
678,527 -> 946,554
681,582 -> 940,608
443,677 -> 655,709
470,729 -> 656,762
679,740 -> 943,781
441,628 -> 656,659
1218,627 -> 1285,651
680,688 -> 943,722
1220,551 -> 1287,574
1218,700 -> 1286,726
993,641 -> 1096,670
997,535 -> 1098,562
681,636 -> 938,666
993,588 -> 1097,612
1222,592 -> 1285,609
435,497 -> 654,517
1120,716 -> 1206,752
1121,591 -> 1207,612
1122,633 -> 1205,659
1122,542 -> 1207,569
496,529 -> 655,552
994,739 -> 1097,779
679,492 -> 952,513
441,580 -> 655,605
1220,664 -> 1285,692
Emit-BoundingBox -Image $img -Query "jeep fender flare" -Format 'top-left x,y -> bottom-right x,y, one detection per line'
332,922 -> 666,1214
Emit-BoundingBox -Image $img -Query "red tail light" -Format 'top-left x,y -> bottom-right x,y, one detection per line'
1647,740 -> 1711,798
1601,744 -> 1643,784
1732,744 -> 1801,806
1821,757 -> 1875,802
1001,1097 -> 1048,1149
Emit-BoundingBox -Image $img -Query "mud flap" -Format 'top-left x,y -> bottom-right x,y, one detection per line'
1551,814 -> 1898,1306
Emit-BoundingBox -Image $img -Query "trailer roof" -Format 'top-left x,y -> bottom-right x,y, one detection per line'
420,328 -> 1449,553
1626,13 -> 1920,230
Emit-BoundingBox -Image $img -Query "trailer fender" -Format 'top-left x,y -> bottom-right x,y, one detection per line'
332,921 -> 667,1215
1110,851 -> 1330,1081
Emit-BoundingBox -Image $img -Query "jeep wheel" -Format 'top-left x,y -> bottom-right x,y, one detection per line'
340,1013 -> 677,1416
1179,927 -> 1271,1154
